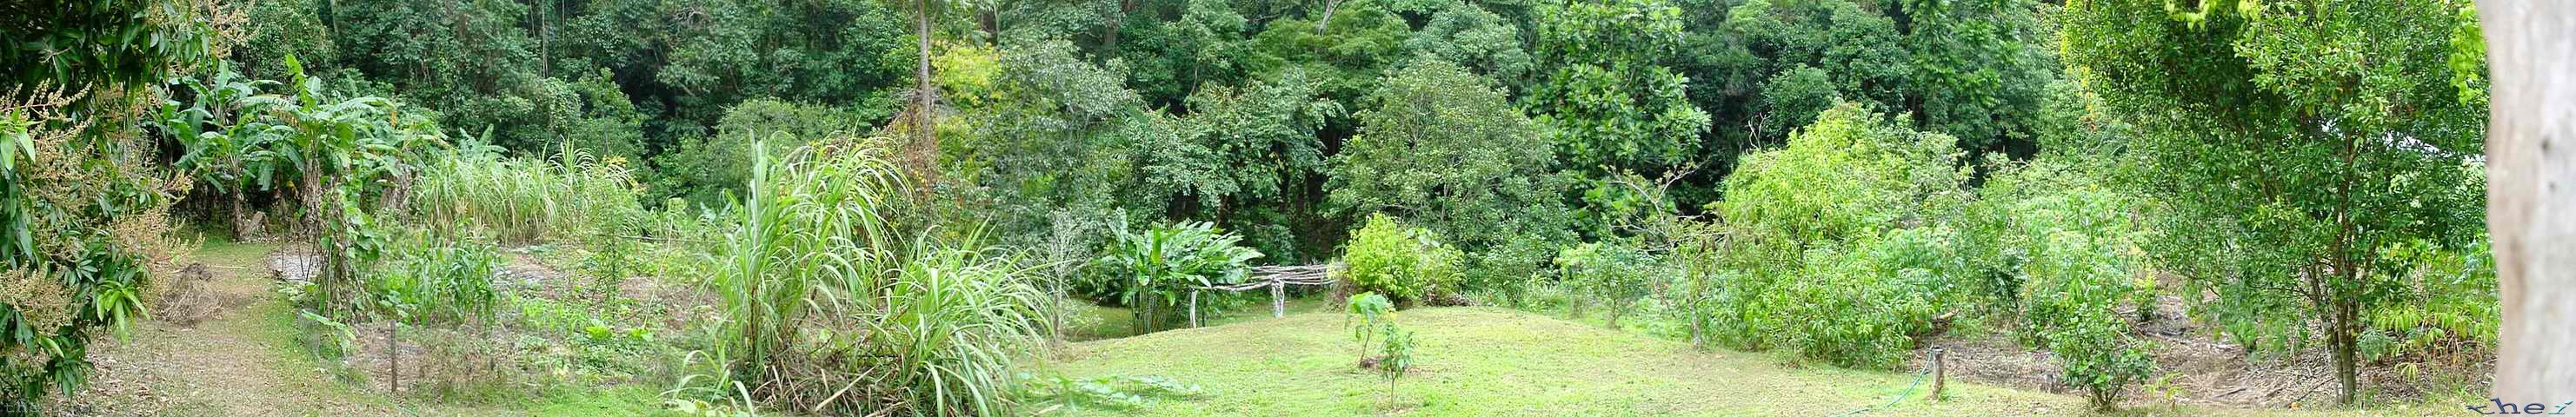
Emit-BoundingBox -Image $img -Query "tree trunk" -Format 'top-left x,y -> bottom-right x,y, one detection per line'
979,10 -> 997,44
1316,0 -> 1340,31
230,193 -> 256,241
913,0 -> 937,152
1103,0 -> 1129,54
1607,301 -> 1621,328
2483,0 -> 2576,402
1688,309 -> 1704,348
2329,298 -> 2358,405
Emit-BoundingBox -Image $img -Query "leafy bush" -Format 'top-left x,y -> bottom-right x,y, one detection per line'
1091,222 -> 1263,333
366,228 -> 503,325
1774,230 -> 1952,368
1718,103 -> 1967,252
1554,242 -> 1661,328
1375,324 -> 1416,410
1707,103 -> 1968,358
358,227 -> 503,394
1974,160 -> 2156,409
2,96 -> 182,404
2363,238 -> 2497,364
1340,215 -> 1464,304
2021,231 -> 2155,410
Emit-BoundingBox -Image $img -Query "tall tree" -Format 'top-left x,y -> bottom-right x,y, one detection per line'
1330,57 -> 1572,292
1529,0 -> 1711,234
2061,0 -> 2487,403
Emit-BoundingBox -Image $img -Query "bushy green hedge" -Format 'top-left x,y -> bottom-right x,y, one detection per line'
1341,214 -> 1463,305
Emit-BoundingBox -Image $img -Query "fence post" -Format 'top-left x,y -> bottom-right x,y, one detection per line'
1271,281 -> 1286,318
1188,291 -> 1201,328
1932,347 -> 1947,402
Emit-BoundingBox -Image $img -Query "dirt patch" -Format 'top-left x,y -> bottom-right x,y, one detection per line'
1917,292 -> 2489,410
267,247 -> 320,286
495,251 -> 563,293
56,243 -> 396,416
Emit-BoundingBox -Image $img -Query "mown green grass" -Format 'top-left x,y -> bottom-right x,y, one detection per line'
1043,307 -> 2468,416
1062,295 -> 1338,341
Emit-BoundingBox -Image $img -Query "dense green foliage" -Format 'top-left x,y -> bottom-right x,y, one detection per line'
1706,103 -> 1963,354
2060,0 -> 2488,403
1530,0 -> 1712,224
2,0 -> 221,402
1329,58 -> 1569,288
1339,215 -> 1463,305
1091,222 -> 1263,333
415,144 -> 649,244
7,0 -> 2506,412
364,228 -> 503,326
1973,162 -> 2156,409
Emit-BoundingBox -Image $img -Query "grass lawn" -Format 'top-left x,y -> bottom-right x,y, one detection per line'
1042,307 -> 2469,416
1061,295 -> 1339,341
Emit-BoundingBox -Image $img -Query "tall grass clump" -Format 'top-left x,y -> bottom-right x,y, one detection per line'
413,140 -> 649,243
683,138 -> 1043,416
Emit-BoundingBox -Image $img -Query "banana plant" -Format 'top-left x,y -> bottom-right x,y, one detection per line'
1095,221 -> 1261,334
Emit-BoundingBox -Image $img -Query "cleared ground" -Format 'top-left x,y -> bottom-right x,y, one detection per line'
1045,307 -> 2470,416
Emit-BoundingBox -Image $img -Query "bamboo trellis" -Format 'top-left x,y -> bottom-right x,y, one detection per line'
1186,263 -> 1337,328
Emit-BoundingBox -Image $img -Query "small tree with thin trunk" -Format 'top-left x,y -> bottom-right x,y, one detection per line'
2060,0 -> 2487,403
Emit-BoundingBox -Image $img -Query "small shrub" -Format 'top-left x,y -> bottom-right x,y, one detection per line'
2022,230 -> 2154,410
1554,242 -> 1660,328
1341,214 -> 1463,304
1375,325 -> 1416,410
1345,293 -> 1395,363
705,142 -> 1047,415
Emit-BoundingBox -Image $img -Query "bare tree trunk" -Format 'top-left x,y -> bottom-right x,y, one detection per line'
913,0 -> 938,152
1315,0 -> 1340,30
2484,0 -> 2576,402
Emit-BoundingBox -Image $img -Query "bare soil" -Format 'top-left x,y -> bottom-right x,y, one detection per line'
1914,291 -> 2490,411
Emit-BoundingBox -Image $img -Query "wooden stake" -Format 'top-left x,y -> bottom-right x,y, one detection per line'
1188,291 -> 1201,328
1932,347 -> 1946,402
1271,282 -> 1286,318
